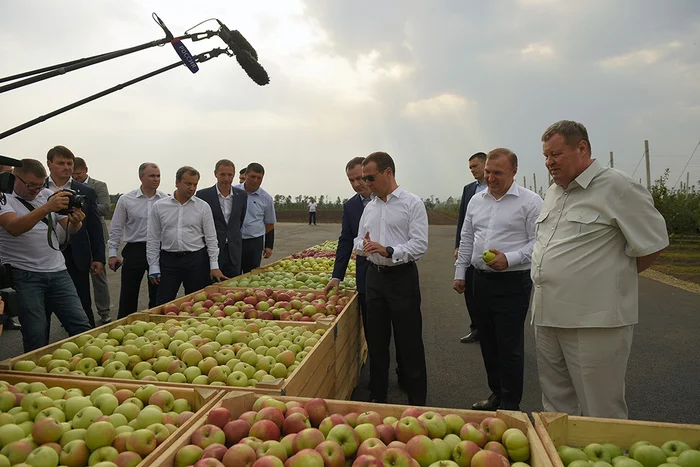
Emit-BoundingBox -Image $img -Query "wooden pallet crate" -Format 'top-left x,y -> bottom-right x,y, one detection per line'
0,314 -> 336,398
0,372 -> 225,467
152,391 -> 551,467
533,412 -> 700,467
331,293 -> 365,400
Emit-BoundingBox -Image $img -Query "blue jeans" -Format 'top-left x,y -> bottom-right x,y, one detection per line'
11,268 -> 92,352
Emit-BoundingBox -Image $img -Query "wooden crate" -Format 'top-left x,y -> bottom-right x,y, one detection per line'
0,315 -> 336,398
331,293 -> 363,400
152,391 -> 551,467
0,372 -> 225,467
533,412 -> 700,467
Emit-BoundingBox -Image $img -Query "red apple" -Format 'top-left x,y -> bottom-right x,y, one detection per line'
202,443 -> 229,461
304,398 -> 329,428
375,425 -> 395,445
394,417 -> 427,444
224,419 -> 251,445
293,428 -> 325,453
484,441 -> 507,458
283,412 -> 312,435
479,418 -> 508,442
254,456 -> 285,467
250,420 -> 281,441
222,443 -> 257,467
208,408 -> 234,429
356,411 -> 382,427
316,440 -> 345,467
256,407 -> 285,429
400,408 -> 423,419
452,441 -> 482,467
358,438 -> 388,459
286,449 -> 325,467
353,455 -> 383,467
192,424 -> 226,449
470,449 -> 510,467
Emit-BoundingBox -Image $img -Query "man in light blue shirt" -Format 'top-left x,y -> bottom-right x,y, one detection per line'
234,162 -> 277,273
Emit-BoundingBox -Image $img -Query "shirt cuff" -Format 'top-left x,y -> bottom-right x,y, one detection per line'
354,248 -> 368,257
455,265 -> 467,281
108,248 -> 119,258
149,265 -> 161,275
331,277 -> 342,282
391,246 -> 406,264
504,251 -> 520,267
210,261 -> 219,270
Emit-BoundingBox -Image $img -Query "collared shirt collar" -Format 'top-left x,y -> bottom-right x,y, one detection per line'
571,159 -> 602,190
216,184 -> 232,199
169,193 -> 196,205
486,181 -> 521,200
48,176 -> 72,190
137,187 -> 163,199
84,176 -> 91,184
386,186 -> 405,201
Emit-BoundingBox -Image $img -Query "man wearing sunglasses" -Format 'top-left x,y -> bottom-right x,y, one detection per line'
353,152 -> 429,406
0,159 -> 92,351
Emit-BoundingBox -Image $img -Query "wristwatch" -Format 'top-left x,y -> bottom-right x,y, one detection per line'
385,246 -> 394,258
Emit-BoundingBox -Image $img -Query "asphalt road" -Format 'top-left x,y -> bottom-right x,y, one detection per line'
2,223 -> 698,424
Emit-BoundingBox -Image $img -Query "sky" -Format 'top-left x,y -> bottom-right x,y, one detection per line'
0,0 -> 699,200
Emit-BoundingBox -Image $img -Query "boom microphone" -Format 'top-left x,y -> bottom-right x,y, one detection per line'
153,13 -> 199,74
216,20 -> 269,86
0,155 -> 22,167
217,21 -> 259,60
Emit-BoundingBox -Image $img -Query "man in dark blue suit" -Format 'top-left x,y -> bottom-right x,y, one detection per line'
196,159 -> 248,278
46,146 -> 105,328
456,152 -> 487,344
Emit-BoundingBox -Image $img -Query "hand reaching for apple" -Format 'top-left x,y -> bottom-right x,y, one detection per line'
484,249 -> 508,271
324,278 -> 340,295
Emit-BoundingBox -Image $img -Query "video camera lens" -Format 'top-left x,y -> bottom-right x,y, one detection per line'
50,188 -> 88,215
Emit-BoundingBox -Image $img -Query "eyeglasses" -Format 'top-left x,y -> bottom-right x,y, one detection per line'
362,169 -> 385,182
15,174 -> 44,192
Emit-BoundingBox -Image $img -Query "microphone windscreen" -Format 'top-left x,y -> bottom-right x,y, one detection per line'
228,30 -> 258,61
236,51 -> 270,86
0,155 -> 22,167
171,39 -> 199,74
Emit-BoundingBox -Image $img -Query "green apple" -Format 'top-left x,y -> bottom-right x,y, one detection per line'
633,445 -> 668,467
0,423 -> 25,447
64,397 -> 92,421
603,444 -> 624,460
43,387 -> 66,401
86,421 -> 117,450
59,428 -> 87,446
663,442 -> 692,458
502,428 -> 530,462
558,445 -> 590,467
677,450 -> 700,467
482,250 -> 496,263
88,446 -> 119,465
584,444 -> 612,463
72,406 -> 104,429
630,442 -> 653,459
13,360 -> 37,372
25,445 -> 59,467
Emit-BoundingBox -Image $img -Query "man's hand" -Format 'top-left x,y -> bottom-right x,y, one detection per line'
363,232 -> 388,257
67,208 -> 85,225
46,190 -> 72,213
263,248 -> 273,259
485,249 -> 508,271
210,269 -> 228,283
149,273 -> 161,285
91,261 -> 103,276
454,279 -> 466,294
454,248 -> 459,260
108,257 -> 122,272
324,278 -> 340,295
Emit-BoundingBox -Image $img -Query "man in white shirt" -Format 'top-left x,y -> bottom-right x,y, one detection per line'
0,159 -> 91,351
533,120 -> 668,418
234,163 -> 277,273
454,148 -> 543,411
354,152 -> 429,406
308,198 -> 317,225
109,162 -> 166,317
148,166 -> 226,305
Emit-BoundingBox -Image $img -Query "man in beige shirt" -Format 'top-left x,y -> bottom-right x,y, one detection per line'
532,120 -> 668,419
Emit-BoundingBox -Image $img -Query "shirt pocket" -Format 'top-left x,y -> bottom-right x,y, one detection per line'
535,210 -> 550,235
565,209 -> 600,237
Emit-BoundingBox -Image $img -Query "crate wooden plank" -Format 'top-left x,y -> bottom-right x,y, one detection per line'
0,372 -> 226,467
152,391 -> 551,467
533,412 -> 700,467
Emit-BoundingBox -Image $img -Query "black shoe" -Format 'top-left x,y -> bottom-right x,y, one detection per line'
472,394 -> 501,411
99,316 -> 112,325
6,317 -> 21,330
460,330 -> 479,343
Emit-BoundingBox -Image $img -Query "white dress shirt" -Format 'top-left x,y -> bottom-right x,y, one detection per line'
147,195 -> 220,275
217,185 -> 233,224
308,202 -> 317,212
455,182 -> 542,280
353,186 -> 429,266
234,184 -> 276,239
47,176 -> 72,191
108,187 -> 167,257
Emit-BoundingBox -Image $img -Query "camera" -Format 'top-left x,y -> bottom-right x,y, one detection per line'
50,188 -> 88,215
0,173 -> 14,194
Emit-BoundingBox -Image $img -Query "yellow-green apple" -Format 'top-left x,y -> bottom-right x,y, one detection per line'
633,445 -> 667,467
452,440 -> 481,467
569,460 -> 592,467
601,444 -> 624,460
88,446 -> 119,465
443,414 -> 465,436
192,424 -> 226,449
72,406 -> 103,429
406,435 -> 439,467
304,399 -> 329,427
94,393 -> 119,416
677,450 -> 700,467
283,413 -> 312,435
584,444 -> 613,463
471,449 -> 510,467
502,428 -> 529,462
557,446 -> 589,466
26,445 -> 60,466
355,423 -> 380,443
344,413 -> 360,428
60,439 -> 90,467
479,418 -> 507,442
380,447 -> 414,467
281,434 -> 297,458
134,384 -> 159,404
126,428 -> 157,456
287,449 -> 325,467
460,424 -> 487,447
59,428 -> 86,446
114,402 -> 141,422
665,458 -> 678,465
250,419 -> 281,442
207,408 -> 233,429
253,396 -> 272,411
1,440 -> 35,465
176,445 -> 204,467
293,428 -> 325,452
113,431 -> 131,452
316,439 -> 346,467
222,443 -> 256,467
395,417 -> 428,444
149,390 -> 175,412
319,414 -> 347,438
418,412 -> 447,439
663,443 -> 691,458
86,420 -> 117,450
35,407 -> 66,423
256,440 -> 288,462
358,438 -> 388,459
629,443 -> 652,459
114,451 -> 143,467
224,419 -> 251,445
484,441 -> 508,458
172,399 -> 191,414
444,434 -> 462,453
147,423 -> 170,444
31,417 -> 64,444
25,395 -> 54,419
433,439 -> 452,461
136,406 -> 163,428
383,417 -> 398,426
327,424 -> 360,458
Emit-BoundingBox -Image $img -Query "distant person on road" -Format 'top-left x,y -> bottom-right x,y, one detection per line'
239,168 -> 247,184
148,166 -> 226,305
73,157 -> 112,324
108,163 -> 166,317
533,120 -> 668,419
197,159 -> 248,278
235,163 -> 276,273
354,151 -> 429,406
308,198 -> 317,225
455,152 -> 487,345
454,148 -> 542,411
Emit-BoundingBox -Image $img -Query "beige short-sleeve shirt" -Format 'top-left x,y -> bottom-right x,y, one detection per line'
531,159 -> 668,328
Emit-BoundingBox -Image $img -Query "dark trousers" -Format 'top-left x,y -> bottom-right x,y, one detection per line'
118,242 -> 158,318
463,265 -> 477,332
64,247 -> 96,328
241,236 -> 264,273
473,269 -> 532,410
156,248 -> 210,305
309,212 -> 316,225
219,243 -> 242,279
366,262 -> 427,406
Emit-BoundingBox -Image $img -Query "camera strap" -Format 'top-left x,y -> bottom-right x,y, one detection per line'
14,197 -> 69,251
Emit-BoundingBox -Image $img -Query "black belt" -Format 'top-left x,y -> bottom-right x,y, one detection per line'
474,268 -> 529,277
161,249 -> 202,257
369,261 -> 415,273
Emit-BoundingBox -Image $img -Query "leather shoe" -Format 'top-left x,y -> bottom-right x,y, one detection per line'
472,394 -> 501,411
460,330 -> 479,343
6,317 -> 21,330
99,316 -> 112,325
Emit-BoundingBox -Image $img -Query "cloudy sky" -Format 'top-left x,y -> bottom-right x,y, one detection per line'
0,1 -> 698,200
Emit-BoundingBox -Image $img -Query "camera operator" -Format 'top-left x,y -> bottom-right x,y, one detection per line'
0,159 -> 92,351
0,165 -> 21,330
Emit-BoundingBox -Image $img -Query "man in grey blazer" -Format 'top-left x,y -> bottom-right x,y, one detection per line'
73,157 -> 112,324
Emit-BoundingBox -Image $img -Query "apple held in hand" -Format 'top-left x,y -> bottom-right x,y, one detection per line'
482,250 -> 496,263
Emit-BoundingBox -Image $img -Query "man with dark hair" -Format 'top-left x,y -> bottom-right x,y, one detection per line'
72,157 -> 112,324
235,162 -> 276,273
197,159 -> 248,278
455,148 -> 542,411
239,168 -> 247,184
109,162 -> 166,317
148,166 -> 226,304
0,159 -> 92,351
456,152 -> 488,344
46,145 -> 105,328
534,120 -> 668,418
354,151 -> 429,406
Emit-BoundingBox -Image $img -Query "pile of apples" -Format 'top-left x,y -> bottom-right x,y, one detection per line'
0,380 -> 194,467
290,250 -> 338,259
172,395 -> 531,467
162,289 -> 351,321
307,241 -> 340,251
264,258 -> 355,274
12,319 -> 325,387
223,272 -> 356,291
557,441 -> 700,467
